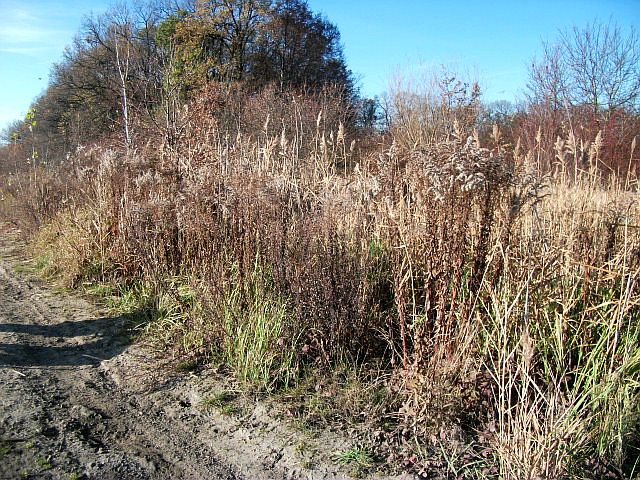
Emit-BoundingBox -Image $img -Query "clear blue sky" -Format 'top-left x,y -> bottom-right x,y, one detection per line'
1,0 -> 639,133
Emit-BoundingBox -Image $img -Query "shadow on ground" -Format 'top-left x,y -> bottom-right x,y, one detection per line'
0,316 -> 131,368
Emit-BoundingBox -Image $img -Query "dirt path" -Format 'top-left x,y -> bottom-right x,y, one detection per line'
0,227 -> 411,480
0,231 -> 242,479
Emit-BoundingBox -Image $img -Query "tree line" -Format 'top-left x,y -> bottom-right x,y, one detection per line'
2,0 -> 356,159
1,5 -> 638,179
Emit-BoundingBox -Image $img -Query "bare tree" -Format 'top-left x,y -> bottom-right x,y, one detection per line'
527,41 -> 568,112
385,66 -> 481,147
529,20 -> 640,116
563,21 -> 640,114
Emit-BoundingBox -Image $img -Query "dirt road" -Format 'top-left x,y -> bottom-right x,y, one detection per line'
0,228 -> 408,480
0,230 -> 244,479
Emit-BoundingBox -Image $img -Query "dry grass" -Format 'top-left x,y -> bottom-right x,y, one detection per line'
1,85 -> 638,478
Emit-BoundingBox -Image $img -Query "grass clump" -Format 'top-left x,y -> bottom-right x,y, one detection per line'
333,446 -> 374,467
35,457 -> 53,470
220,262 -> 301,391
175,359 -> 199,373
202,392 -> 238,415
0,440 -> 11,458
333,446 -> 375,477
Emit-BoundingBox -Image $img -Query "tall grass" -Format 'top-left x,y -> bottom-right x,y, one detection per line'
1,85 -> 638,478
221,261 -> 300,390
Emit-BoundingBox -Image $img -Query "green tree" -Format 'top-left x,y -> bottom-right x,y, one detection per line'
160,0 -> 353,95
167,0 -> 269,89
249,0 -> 353,94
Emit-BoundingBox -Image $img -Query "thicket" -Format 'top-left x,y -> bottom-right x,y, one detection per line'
1,4 -> 639,479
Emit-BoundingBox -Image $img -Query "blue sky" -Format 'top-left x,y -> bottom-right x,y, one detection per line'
0,0 -> 111,131
308,0 -> 640,99
1,0 -> 639,133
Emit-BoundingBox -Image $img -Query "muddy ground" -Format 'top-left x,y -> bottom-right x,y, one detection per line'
0,226 -> 413,480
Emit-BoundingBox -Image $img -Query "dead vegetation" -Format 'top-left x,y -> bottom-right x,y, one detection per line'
1,73 -> 639,479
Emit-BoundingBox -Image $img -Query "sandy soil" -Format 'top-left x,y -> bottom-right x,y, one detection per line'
0,226 -> 412,480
